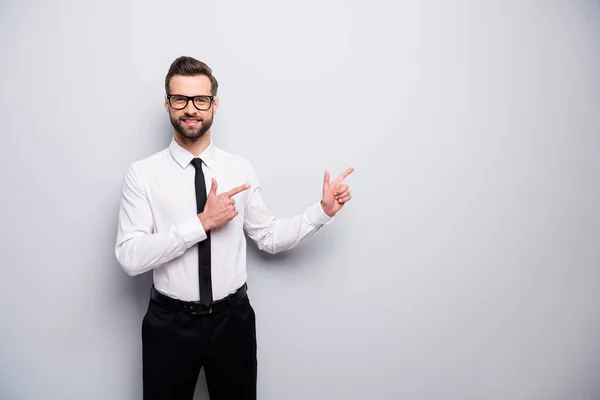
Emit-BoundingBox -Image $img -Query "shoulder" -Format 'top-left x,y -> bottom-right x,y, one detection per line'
122,147 -> 171,184
128,148 -> 171,172
213,146 -> 262,187
213,146 -> 255,172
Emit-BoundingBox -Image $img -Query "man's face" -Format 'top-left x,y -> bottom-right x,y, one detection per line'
165,75 -> 218,141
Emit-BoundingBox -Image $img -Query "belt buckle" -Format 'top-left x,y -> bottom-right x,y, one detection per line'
190,309 -> 212,315
188,303 -> 211,315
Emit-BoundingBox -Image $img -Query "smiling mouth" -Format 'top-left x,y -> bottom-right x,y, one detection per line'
182,118 -> 202,126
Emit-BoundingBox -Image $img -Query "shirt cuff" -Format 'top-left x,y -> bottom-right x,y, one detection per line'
306,201 -> 335,226
176,216 -> 207,248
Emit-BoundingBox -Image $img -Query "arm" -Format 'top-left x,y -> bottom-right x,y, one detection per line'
114,163 -> 207,276
242,166 -> 334,255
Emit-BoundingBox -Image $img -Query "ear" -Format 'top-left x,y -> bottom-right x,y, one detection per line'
212,96 -> 219,114
164,96 -> 169,113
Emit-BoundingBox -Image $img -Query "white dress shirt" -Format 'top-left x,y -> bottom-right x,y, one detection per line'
115,138 -> 334,301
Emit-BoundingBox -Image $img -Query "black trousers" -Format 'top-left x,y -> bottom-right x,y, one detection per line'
141,290 -> 257,400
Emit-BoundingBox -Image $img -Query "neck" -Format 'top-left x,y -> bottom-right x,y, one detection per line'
174,131 -> 211,157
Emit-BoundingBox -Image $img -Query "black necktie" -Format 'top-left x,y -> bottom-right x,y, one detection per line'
191,158 -> 213,306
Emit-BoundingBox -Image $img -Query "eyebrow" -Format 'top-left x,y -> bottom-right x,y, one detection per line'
169,93 -> 213,97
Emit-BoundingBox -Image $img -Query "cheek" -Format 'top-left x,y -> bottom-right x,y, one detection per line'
196,111 -> 211,121
168,110 -> 181,120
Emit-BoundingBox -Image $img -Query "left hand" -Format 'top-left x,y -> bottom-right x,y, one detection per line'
321,167 -> 354,217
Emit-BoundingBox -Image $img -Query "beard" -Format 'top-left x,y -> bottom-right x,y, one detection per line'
170,110 -> 214,141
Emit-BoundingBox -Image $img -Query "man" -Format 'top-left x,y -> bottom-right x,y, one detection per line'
115,56 -> 354,400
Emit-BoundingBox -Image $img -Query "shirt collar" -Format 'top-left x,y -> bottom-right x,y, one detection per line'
169,136 -> 216,169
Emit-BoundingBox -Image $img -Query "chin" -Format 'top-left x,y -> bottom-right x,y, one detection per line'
180,129 -> 206,141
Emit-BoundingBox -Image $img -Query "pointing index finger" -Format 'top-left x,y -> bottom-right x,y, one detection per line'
334,167 -> 355,183
224,183 -> 251,198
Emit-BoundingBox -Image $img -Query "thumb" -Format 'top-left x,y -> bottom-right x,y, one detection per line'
333,183 -> 339,195
209,178 -> 218,196
323,170 -> 330,189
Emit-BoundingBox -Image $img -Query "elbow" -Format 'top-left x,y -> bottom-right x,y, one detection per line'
115,246 -> 144,277
253,236 -> 277,254
252,232 -> 278,255
257,242 -> 278,255
251,228 -> 298,255
121,262 -> 144,277
254,235 -> 287,255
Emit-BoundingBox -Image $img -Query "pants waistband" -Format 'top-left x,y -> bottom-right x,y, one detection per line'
150,283 -> 247,315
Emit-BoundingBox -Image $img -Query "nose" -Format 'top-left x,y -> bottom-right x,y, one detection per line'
184,99 -> 198,115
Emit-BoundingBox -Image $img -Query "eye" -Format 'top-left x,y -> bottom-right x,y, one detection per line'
195,96 -> 209,105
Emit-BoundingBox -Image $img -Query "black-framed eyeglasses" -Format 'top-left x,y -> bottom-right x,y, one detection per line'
167,94 -> 215,111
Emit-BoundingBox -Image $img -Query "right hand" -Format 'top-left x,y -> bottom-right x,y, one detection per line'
198,178 -> 250,231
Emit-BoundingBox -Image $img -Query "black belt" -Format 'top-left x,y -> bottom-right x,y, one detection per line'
150,283 -> 247,315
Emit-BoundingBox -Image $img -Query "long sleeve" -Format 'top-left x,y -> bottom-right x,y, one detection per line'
114,163 -> 207,276
242,165 -> 334,254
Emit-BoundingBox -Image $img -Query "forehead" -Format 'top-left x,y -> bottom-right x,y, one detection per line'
169,75 -> 212,95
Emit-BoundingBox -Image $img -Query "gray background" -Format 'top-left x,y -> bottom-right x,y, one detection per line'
1,1 -> 599,399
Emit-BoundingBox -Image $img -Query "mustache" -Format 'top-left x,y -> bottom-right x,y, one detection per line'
179,114 -> 204,121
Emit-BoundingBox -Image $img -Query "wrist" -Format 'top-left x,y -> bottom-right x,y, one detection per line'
198,213 -> 213,231
320,200 -> 335,217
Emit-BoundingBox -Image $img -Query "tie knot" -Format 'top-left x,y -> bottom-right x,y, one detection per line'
191,158 -> 203,170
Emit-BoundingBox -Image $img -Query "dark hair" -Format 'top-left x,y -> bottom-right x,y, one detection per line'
165,56 -> 218,96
